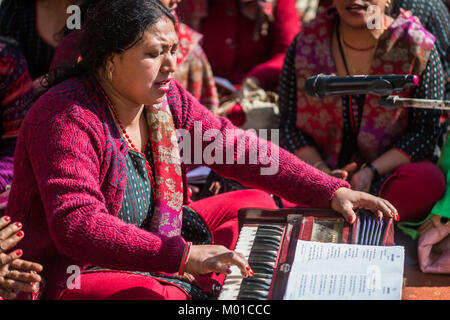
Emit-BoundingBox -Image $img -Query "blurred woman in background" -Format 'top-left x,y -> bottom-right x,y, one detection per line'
279,0 -> 446,223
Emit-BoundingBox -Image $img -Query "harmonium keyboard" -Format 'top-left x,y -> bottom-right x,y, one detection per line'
218,207 -> 395,300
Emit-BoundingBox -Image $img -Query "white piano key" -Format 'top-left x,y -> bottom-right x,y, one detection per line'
218,225 -> 258,300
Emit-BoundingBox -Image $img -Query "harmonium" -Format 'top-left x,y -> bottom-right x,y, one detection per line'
218,207 -> 395,300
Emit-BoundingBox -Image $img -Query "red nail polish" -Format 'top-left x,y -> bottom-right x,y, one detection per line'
3,216 -> 10,222
226,268 -> 232,274
348,216 -> 354,223
15,222 -> 22,228
16,231 -> 24,237
246,266 -> 251,271
250,269 -> 255,276
15,249 -> 22,256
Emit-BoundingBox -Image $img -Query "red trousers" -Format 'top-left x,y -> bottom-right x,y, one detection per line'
377,161 -> 445,222
59,189 -> 278,300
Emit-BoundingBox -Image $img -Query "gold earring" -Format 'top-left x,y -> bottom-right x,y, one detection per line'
107,70 -> 113,82
386,0 -> 391,9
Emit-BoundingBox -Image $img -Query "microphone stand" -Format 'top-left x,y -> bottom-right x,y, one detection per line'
379,96 -> 450,111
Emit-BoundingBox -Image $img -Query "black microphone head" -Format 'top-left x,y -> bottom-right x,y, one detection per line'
305,74 -> 329,98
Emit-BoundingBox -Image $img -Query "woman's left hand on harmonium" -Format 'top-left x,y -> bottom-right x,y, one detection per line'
330,187 -> 399,224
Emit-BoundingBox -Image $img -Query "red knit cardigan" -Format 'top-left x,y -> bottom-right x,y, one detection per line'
5,76 -> 348,299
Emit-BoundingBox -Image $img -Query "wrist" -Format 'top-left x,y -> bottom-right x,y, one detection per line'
362,163 -> 379,180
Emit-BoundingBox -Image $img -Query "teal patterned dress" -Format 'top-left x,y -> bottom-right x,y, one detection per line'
86,140 -> 213,300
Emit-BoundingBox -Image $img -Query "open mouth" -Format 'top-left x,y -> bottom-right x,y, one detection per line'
346,2 -> 369,14
154,79 -> 172,92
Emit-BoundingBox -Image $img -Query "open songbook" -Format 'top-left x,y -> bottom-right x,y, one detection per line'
284,240 -> 404,300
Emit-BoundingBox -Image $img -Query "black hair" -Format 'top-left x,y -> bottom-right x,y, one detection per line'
43,0 -> 175,90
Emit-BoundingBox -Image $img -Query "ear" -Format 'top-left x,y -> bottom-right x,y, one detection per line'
105,56 -> 115,74
101,55 -> 116,81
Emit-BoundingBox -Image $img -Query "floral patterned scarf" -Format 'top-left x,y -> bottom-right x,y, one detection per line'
294,9 -> 435,169
144,97 -> 184,237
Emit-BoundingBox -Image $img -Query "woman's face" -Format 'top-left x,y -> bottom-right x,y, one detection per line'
159,0 -> 182,13
334,0 -> 388,28
107,17 -> 178,106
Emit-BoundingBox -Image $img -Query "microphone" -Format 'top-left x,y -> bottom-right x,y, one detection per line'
305,74 -> 419,98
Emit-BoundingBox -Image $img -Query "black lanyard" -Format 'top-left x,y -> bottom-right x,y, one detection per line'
335,18 -> 364,137
334,18 -> 366,167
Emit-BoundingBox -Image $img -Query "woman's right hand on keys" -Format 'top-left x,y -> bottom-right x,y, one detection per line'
185,245 -> 254,278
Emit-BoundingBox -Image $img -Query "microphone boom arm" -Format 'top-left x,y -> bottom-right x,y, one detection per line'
380,96 -> 450,111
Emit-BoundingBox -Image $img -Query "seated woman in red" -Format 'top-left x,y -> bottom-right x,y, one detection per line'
6,0 -> 396,300
279,0 -> 446,222
176,0 -> 301,91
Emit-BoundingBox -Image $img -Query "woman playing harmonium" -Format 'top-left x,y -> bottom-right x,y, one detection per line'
279,0 -> 447,223
5,0 -> 397,300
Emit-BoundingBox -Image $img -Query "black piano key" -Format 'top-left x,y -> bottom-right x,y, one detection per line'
248,261 -> 276,269
258,224 -> 284,229
248,273 -> 273,280
251,265 -> 275,274
254,231 -> 279,239
253,236 -> 282,246
257,225 -> 284,234
237,289 -> 268,300
239,281 -> 271,292
243,276 -> 273,286
248,249 -> 278,258
248,254 -> 278,263
252,241 -> 281,250
255,229 -> 284,237
251,243 -> 280,251
249,248 -> 278,257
